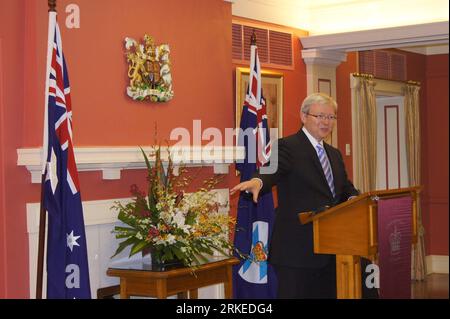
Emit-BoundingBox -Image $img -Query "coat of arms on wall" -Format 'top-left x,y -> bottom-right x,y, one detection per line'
124,34 -> 173,102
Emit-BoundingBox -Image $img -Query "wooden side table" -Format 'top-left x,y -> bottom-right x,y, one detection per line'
106,256 -> 239,299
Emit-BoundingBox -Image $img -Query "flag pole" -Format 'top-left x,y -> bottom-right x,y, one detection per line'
36,165 -> 46,298
36,0 -> 57,300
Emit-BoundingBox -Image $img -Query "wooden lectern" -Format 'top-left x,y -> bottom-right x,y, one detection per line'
298,186 -> 420,299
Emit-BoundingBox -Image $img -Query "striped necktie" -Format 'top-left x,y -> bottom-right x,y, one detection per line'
316,144 -> 335,197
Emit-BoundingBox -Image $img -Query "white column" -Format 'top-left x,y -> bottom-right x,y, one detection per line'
301,49 -> 347,147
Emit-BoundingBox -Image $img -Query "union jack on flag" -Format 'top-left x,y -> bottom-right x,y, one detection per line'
42,12 -> 91,299
242,45 -> 272,168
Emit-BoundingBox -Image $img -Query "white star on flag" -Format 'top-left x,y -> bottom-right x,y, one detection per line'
67,230 -> 81,252
45,147 -> 58,194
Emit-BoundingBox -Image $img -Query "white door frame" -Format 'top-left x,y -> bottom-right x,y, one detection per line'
376,96 -> 409,190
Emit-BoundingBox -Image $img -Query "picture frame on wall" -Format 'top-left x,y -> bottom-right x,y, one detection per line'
235,67 -> 284,142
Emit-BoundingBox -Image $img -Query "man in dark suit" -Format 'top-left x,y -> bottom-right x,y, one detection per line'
231,93 -> 360,298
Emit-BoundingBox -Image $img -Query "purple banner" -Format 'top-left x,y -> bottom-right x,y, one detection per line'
378,196 -> 412,299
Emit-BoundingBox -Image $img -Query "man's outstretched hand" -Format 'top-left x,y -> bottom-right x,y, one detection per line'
229,178 -> 262,203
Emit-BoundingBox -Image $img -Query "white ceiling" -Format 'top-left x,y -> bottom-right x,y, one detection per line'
232,0 -> 449,35
231,0 -> 449,54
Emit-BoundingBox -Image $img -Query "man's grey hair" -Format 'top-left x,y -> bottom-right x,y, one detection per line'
301,93 -> 338,114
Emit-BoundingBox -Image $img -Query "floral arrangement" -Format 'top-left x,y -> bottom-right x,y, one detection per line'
111,146 -> 236,268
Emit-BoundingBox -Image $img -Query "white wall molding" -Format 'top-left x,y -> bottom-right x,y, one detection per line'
27,189 -> 230,299
301,49 -> 347,67
17,146 -> 245,183
426,255 -> 449,274
300,21 -> 449,52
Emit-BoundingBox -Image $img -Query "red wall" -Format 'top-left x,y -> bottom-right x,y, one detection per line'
423,54 -> 449,255
404,50 -> 449,256
336,52 -> 358,181
0,0 -> 29,298
0,32 -> 6,300
24,0 -> 233,147
335,50 -> 449,257
1,0 -> 233,298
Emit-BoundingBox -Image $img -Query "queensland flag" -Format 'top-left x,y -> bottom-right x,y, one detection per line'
42,12 -> 91,299
233,41 -> 277,298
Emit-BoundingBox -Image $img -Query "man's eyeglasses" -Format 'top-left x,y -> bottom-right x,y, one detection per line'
305,113 -> 337,121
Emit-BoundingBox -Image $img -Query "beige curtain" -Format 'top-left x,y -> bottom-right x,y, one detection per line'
353,76 -> 377,192
404,84 -> 427,280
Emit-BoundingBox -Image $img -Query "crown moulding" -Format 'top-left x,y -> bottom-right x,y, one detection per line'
300,21 -> 449,52
17,146 -> 246,184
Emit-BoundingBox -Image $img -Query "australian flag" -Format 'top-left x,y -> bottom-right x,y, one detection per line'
42,13 -> 91,299
233,41 -> 277,298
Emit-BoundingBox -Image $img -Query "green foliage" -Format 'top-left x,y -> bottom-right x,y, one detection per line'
111,145 -> 236,267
